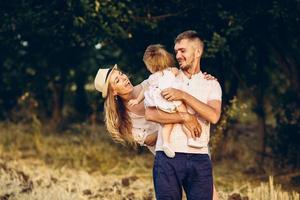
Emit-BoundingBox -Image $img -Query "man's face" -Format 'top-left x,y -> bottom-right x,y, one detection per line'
174,39 -> 196,70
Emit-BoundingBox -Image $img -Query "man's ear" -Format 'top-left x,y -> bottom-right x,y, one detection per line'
195,48 -> 203,58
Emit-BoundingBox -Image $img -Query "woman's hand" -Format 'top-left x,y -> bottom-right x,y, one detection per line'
144,132 -> 158,146
181,113 -> 202,139
203,72 -> 217,81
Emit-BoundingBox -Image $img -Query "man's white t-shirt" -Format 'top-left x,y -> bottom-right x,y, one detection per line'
155,70 -> 222,154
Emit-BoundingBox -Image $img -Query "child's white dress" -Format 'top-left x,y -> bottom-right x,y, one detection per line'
144,68 -> 182,113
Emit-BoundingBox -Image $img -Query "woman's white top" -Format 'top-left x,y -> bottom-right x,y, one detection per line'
129,111 -> 159,154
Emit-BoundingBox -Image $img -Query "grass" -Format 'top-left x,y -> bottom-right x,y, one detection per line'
0,122 -> 153,175
0,121 -> 299,200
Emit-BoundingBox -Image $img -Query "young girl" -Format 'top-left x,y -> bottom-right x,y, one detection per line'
128,44 -> 206,158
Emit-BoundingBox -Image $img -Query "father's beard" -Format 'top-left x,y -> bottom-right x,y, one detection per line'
178,57 -> 195,71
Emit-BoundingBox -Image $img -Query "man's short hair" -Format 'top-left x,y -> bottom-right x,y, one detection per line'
175,30 -> 204,48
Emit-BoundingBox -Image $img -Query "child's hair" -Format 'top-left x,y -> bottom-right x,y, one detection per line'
143,44 -> 176,72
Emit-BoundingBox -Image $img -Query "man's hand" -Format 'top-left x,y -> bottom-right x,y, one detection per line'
181,112 -> 202,139
161,88 -> 185,101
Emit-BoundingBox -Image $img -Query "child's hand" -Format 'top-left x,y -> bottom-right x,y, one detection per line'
128,99 -> 139,107
171,67 -> 179,76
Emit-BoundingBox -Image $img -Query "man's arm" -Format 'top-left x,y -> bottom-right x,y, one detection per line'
184,95 -> 221,124
161,89 -> 221,124
145,107 -> 183,124
145,107 -> 201,138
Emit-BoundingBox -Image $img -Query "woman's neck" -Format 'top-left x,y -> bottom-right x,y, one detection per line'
119,85 -> 140,102
121,85 -> 145,115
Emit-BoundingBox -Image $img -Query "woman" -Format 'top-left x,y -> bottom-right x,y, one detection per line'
94,64 -> 200,152
94,64 -> 219,199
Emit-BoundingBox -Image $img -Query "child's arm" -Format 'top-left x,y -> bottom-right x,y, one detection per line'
128,87 -> 146,107
170,67 -> 179,76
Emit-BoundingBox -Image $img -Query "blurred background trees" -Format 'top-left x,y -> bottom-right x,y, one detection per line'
0,0 -> 299,170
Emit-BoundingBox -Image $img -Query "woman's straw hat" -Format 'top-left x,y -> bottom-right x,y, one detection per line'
94,64 -> 117,98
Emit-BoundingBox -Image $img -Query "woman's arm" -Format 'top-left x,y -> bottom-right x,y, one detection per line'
128,87 -> 146,107
143,132 -> 157,146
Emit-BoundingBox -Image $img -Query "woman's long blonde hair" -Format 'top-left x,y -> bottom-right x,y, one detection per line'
104,84 -> 136,146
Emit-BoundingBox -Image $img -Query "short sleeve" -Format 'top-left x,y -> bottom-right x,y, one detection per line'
148,73 -> 161,86
140,79 -> 150,90
208,80 -> 222,101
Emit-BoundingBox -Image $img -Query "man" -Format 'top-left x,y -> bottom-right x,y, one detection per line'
145,30 -> 222,200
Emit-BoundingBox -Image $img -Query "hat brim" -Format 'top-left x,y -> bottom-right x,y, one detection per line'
102,64 -> 117,98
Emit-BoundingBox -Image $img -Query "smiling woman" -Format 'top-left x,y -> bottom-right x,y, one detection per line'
94,64 -> 200,151
94,65 -> 156,151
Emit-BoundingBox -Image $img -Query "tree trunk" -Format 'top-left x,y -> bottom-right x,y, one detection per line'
49,67 -> 67,127
50,82 -> 64,125
256,102 -> 267,168
255,40 -> 268,169
74,69 -> 88,120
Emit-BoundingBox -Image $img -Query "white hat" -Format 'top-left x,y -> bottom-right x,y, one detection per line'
94,64 -> 117,98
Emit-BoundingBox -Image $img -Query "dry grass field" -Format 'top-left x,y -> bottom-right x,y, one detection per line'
0,122 -> 299,200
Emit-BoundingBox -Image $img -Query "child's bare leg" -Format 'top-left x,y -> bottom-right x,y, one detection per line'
182,123 -> 192,139
176,102 -> 187,113
162,124 -> 173,145
176,103 -> 193,140
177,103 -> 204,148
162,124 -> 175,158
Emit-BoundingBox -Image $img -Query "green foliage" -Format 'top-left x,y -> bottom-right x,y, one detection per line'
205,32 -> 227,59
211,96 -> 250,155
269,89 -> 300,169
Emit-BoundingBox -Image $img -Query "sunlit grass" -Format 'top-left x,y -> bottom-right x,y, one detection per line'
0,122 -> 154,175
245,176 -> 300,200
0,122 -> 299,200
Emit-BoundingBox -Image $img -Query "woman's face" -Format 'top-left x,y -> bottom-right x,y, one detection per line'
109,70 -> 133,96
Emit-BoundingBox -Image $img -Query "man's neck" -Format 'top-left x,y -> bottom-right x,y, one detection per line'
183,65 -> 201,78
